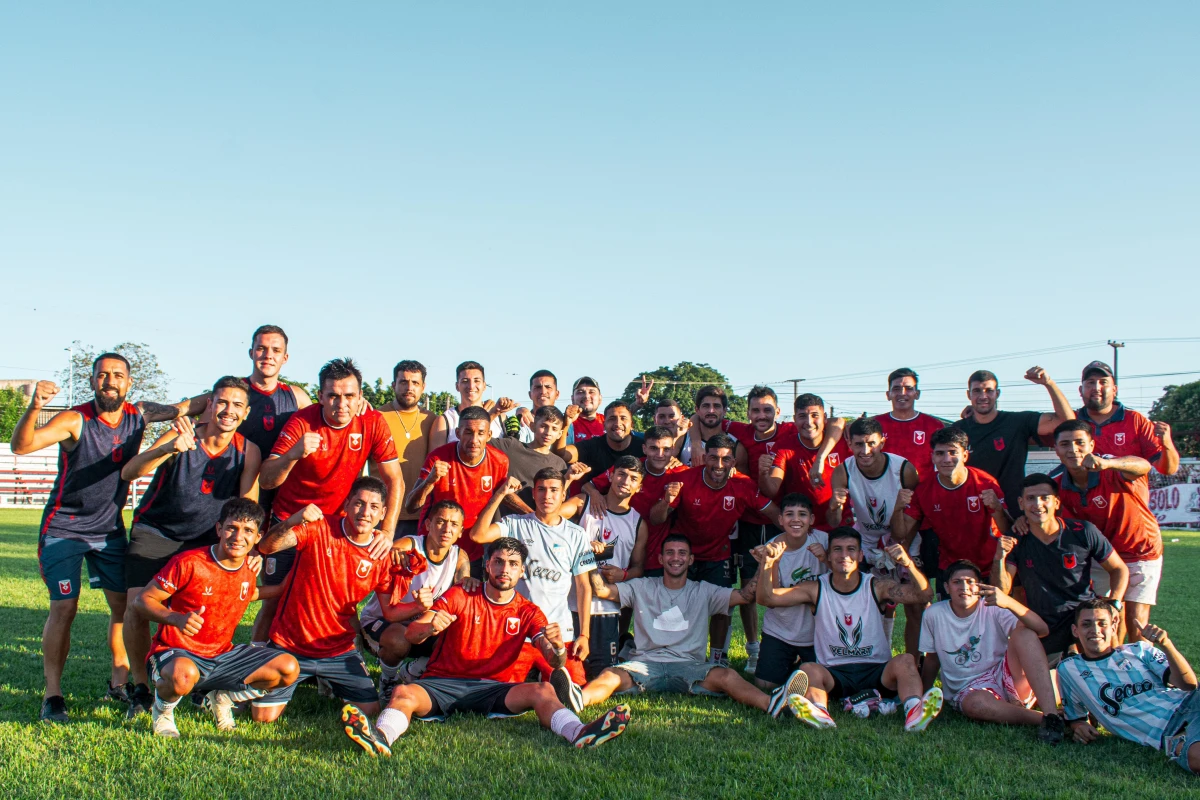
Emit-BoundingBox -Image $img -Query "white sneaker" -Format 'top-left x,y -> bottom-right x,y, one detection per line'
206,690 -> 237,731
151,705 -> 180,738
745,652 -> 759,674
398,657 -> 429,684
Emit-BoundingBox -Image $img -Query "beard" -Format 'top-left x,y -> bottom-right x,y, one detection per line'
94,389 -> 126,413
395,394 -> 419,410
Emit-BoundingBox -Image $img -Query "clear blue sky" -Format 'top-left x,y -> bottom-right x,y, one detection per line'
3,4 -> 1197,418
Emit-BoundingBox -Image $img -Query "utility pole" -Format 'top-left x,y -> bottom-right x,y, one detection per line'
1107,340 -> 1125,383
787,378 -> 804,408
65,346 -> 74,407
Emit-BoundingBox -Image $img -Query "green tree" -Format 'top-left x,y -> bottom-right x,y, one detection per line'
59,340 -> 170,406
362,378 -> 395,409
280,376 -> 319,404
1149,380 -> 1200,457
0,387 -> 28,443
424,391 -> 457,417
619,362 -> 747,431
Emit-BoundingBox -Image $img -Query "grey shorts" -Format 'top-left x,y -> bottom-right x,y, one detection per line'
614,659 -> 723,696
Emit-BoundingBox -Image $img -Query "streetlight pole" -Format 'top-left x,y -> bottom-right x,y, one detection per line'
65,346 -> 74,407
787,378 -> 804,419
1107,340 -> 1125,383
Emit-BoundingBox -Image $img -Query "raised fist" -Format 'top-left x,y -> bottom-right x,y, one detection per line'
884,542 -> 912,569
980,489 -> 1000,511
429,609 -> 457,634
415,586 -> 435,610
832,488 -> 849,506
494,397 -> 517,414
567,462 -> 592,482
1024,366 -> 1051,386
175,609 -> 204,636
998,535 -> 1017,556
31,380 -> 60,410
300,432 -> 322,458
426,460 -> 451,483
896,488 -> 914,508
498,476 -> 522,497
1153,421 -> 1173,443
663,482 -> 683,503
301,504 -> 323,524
565,405 -> 582,424
758,453 -> 776,475
172,417 -> 198,453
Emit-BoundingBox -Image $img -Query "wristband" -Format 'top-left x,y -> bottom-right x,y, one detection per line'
1109,598 -> 1123,612
622,568 -> 629,581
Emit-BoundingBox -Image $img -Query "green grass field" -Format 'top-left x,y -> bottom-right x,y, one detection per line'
0,508 -> 1196,799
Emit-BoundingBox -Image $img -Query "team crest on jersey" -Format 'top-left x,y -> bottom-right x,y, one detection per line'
58,579 -> 72,595
993,437 -> 1006,452
349,433 -> 363,451
844,614 -> 853,626
765,442 -> 776,454
356,559 -> 373,578
482,475 -> 493,491
914,430 -> 926,445
1113,432 -> 1126,446
1062,553 -> 1077,570
723,496 -> 735,511
1092,496 -> 1108,509
505,617 -> 520,635
967,495 -> 981,513
828,453 -> 841,467
239,581 -> 250,601
265,558 -> 276,576
869,497 -> 878,508
202,585 -> 214,596
111,436 -> 124,463
263,413 -> 275,431
201,478 -> 214,495
602,528 -> 613,541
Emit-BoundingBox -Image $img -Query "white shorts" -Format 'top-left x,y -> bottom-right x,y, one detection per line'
950,653 -> 1034,712
1091,557 -> 1162,605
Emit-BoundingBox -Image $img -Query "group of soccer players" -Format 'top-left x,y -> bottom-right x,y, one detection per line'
12,324 -> 1198,774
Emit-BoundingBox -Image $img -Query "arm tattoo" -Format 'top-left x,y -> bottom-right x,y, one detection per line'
139,401 -> 183,423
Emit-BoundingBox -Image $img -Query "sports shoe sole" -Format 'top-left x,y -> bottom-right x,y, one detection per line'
904,687 -> 943,733
341,704 -> 391,757
550,667 -> 584,713
573,705 -> 630,749
788,694 -> 838,729
768,669 -> 811,718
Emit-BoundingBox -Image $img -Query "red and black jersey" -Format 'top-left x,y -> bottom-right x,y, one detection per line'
1055,469 -> 1162,563
240,381 -> 300,457
771,435 -> 854,529
133,433 -> 247,542
727,420 -> 797,498
873,412 -> 945,481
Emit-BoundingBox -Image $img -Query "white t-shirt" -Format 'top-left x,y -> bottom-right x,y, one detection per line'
359,535 -> 460,626
918,600 -> 1019,696
844,453 -> 908,558
616,578 -> 734,663
495,513 -> 596,641
569,497 -> 641,616
761,530 -> 829,647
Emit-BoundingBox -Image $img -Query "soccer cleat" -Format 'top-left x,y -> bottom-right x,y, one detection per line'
768,669 -> 810,718
398,657 -> 428,684
206,690 -> 237,731
126,683 -> 153,719
378,674 -> 400,705
843,689 -> 882,718
342,704 -> 392,757
104,682 -> 130,704
573,704 -> 630,749
903,687 -> 943,733
1038,712 -> 1065,745
151,705 -> 180,738
550,667 -> 584,714
788,694 -> 837,729
40,696 -> 69,724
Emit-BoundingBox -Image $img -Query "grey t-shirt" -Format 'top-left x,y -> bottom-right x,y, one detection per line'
488,438 -> 567,513
616,578 -> 734,663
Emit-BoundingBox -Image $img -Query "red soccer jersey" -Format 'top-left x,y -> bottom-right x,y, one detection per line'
424,584 -> 549,681
571,414 -> 605,443
1080,404 -> 1166,477
668,467 -> 771,562
727,421 -> 797,498
904,467 -> 1004,575
593,459 -> 690,571
149,546 -> 258,659
1055,468 -> 1162,562
269,405 -> 398,519
771,435 -> 854,529
418,442 -> 510,562
269,515 -> 394,658
873,412 -> 945,481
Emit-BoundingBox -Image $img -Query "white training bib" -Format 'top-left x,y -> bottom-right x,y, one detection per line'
359,535 -> 459,625
813,572 -> 891,666
844,453 -> 907,556
571,497 -> 642,615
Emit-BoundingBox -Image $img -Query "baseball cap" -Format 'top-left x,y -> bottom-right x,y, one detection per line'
1081,361 -> 1115,381
572,376 -> 601,393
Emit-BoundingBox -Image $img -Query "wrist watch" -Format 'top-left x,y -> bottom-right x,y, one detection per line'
1109,598 -> 1123,611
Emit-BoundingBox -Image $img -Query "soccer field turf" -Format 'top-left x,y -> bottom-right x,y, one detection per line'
0,510 -> 1195,799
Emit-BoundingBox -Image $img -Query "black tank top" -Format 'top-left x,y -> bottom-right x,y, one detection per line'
239,380 -> 300,455
133,432 -> 247,542
40,402 -> 146,540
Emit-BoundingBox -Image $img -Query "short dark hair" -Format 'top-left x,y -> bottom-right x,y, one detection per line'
349,475 -> 388,503
458,405 -> 492,428
968,370 -> 998,387
930,427 -> 969,451
319,358 -> 363,392
1054,419 -> 1094,442
643,424 -> 675,443
611,455 -> 644,476
485,536 -> 529,565
427,499 -> 464,520
529,370 -> 557,387
747,385 -> 778,405
695,385 -> 728,409
779,493 -> 814,514
604,399 -> 631,417
1021,473 -> 1059,497
217,498 -> 266,531
251,325 -> 289,348
654,398 -> 683,414
533,466 -> 566,487
1073,596 -> 1117,623
92,352 -> 131,374
705,433 -> 738,453
848,417 -> 883,439
456,361 -> 486,381
393,360 -> 427,382
943,560 -> 982,582
827,526 -> 862,548
212,375 -> 250,396
887,368 -> 918,389
794,393 -> 825,412
661,533 -> 692,553
534,405 -> 565,426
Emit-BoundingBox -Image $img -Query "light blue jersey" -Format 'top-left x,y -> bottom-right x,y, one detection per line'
1058,642 -> 1188,749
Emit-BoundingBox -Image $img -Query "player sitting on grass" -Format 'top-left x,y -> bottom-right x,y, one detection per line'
132,499 -> 300,737
340,537 -> 630,756
1058,599 -> 1200,774
568,534 -> 809,717
918,560 -> 1065,744
761,527 -> 943,731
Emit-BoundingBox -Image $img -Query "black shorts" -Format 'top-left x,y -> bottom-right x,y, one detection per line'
254,643 -> 377,706
917,529 -> 939,584
262,547 -> 296,587
754,633 -> 816,686
825,661 -> 894,700
414,677 -> 521,720
361,618 -> 434,659
126,524 -> 213,588
688,558 -> 734,589
396,519 -> 422,539
148,644 -> 281,693
573,612 -> 621,681
734,523 -> 780,584
469,558 -> 484,581
1041,614 -> 1076,662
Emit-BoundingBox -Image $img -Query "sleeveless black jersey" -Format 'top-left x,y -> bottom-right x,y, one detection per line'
239,381 -> 300,455
40,402 -> 146,541
133,432 -> 248,542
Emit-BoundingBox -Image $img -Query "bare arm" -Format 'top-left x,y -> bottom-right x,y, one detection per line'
626,520 -> 649,579
809,418 -> 845,487
258,505 -> 320,554
137,400 -> 187,424
759,461 -> 783,498
873,544 -> 932,606
994,535 -> 1017,594
133,582 -> 199,630
428,414 -> 450,450
121,427 -> 184,481
826,465 -> 849,529
239,441 -> 262,502
374,458 -> 405,536
1025,367 -> 1075,436
404,458 -> 448,515
1098,551 -> 1129,601
1154,422 -> 1180,476
755,543 -> 820,608
291,384 -> 313,410
589,570 -> 619,602
469,478 -> 521,544
11,382 -> 81,454
977,584 -> 1049,638
1143,625 -> 1198,691
1089,454 -> 1152,481
259,428 -> 322,490
921,652 -> 940,691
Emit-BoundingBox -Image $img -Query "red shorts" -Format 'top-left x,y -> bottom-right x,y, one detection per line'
500,641 -> 587,686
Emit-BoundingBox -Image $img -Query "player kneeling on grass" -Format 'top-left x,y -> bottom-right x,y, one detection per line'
918,560 -> 1065,744
340,537 -> 629,755
1058,599 -> 1200,775
132,498 -> 300,737
760,527 -> 943,731
568,534 -> 809,718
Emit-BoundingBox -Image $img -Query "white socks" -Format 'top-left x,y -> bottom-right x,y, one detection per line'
153,692 -> 181,714
549,708 -> 585,743
375,708 -> 409,745
380,661 -> 399,681
746,641 -> 760,656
